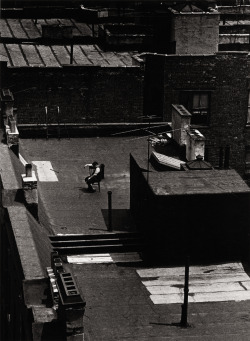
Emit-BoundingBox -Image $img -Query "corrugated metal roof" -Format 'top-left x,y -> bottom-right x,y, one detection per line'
0,18 -> 92,39
0,18 -> 138,67
0,43 -> 135,67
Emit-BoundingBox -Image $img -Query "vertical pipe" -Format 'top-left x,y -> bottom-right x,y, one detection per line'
147,120 -> 150,182
57,106 -> 60,140
70,44 -> 73,65
180,256 -> 190,327
147,139 -> 150,182
45,106 -> 48,140
224,145 -> 230,169
204,147 -> 209,162
219,147 -> 224,168
108,191 -> 112,231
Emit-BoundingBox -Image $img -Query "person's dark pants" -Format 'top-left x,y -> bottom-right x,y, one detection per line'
85,176 -> 97,189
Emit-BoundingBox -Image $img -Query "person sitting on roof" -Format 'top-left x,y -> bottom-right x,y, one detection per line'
84,161 -> 101,192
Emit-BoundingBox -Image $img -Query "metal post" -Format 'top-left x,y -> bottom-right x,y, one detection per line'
147,139 -> 150,182
108,191 -> 112,231
180,256 -> 190,328
57,106 -> 60,140
45,106 -> 48,139
219,147 -> 224,168
147,120 -> 150,182
70,44 -> 73,65
224,145 -> 230,169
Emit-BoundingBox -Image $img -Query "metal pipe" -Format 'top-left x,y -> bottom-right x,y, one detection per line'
180,256 -> 190,328
224,145 -> 230,169
70,44 -> 73,65
219,147 -> 224,168
57,106 -> 60,140
45,106 -> 48,140
108,191 -> 112,231
147,120 -> 150,182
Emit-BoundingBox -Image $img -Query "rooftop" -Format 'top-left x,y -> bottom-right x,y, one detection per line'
14,137 -> 250,340
19,136 -> 146,234
147,169 -> 250,196
0,43 -> 135,67
0,18 -> 137,67
0,18 -> 93,40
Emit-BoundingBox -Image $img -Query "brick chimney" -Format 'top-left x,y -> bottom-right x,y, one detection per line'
0,88 -> 14,127
169,4 -> 220,54
172,104 -> 191,146
6,115 -> 19,152
21,164 -> 38,219
186,129 -> 205,161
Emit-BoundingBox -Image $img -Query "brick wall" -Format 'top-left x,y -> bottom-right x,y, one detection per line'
144,52 -> 249,176
130,154 -> 250,263
171,12 -> 220,54
3,65 -> 143,125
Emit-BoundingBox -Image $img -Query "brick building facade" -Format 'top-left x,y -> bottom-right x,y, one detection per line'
0,63 -> 143,126
143,51 -> 250,177
130,153 -> 250,263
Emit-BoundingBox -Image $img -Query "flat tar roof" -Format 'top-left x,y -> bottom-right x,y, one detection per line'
5,137 -> 250,341
147,169 -> 250,196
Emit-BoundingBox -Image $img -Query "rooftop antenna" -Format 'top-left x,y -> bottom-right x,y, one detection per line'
138,115 -> 162,182
57,106 -> 60,140
45,106 -> 48,140
111,116 -> 166,182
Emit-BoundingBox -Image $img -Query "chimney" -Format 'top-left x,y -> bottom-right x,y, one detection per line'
186,129 -> 205,161
25,164 -> 33,177
5,112 -> 19,155
169,5 -> 219,54
22,164 -> 37,188
10,118 -> 16,133
0,89 -> 14,127
172,104 -> 191,146
21,163 -> 38,219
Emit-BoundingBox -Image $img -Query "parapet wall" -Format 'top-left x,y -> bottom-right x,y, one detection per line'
1,64 -> 143,126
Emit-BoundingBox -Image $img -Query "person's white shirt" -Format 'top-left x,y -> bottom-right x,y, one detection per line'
84,163 -> 100,177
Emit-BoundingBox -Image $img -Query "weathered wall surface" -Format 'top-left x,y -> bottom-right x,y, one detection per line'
171,13 -> 219,54
2,65 -> 143,125
144,52 -> 249,175
0,142 -> 57,340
